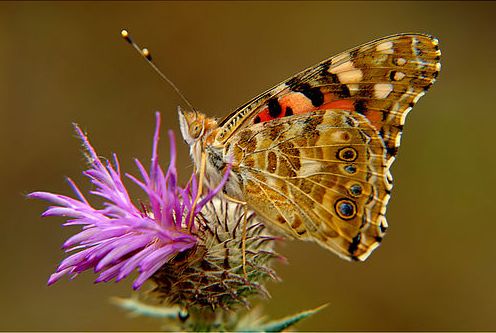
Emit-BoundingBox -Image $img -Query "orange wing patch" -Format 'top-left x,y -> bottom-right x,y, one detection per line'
253,90 -> 354,124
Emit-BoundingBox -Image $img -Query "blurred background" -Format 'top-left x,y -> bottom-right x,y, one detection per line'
2,1 -> 495,331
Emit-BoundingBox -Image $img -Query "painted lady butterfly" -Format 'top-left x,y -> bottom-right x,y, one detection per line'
179,34 -> 441,261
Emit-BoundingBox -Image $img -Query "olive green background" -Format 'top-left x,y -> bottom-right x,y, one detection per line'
2,1 -> 495,331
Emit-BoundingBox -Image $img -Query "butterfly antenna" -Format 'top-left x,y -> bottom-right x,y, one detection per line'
121,29 -> 196,111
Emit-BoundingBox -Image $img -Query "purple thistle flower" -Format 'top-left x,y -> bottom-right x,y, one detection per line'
29,112 -> 229,290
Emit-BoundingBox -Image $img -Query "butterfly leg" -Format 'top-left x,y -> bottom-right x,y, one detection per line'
188,151 -> 207,229
242,204 -> 248,279
222,194 -> 249,279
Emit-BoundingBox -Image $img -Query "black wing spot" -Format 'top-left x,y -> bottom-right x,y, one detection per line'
381,110 -> 388,121
320,63 -> 330,77
337,84 -> 351,98
389,70 -> 397,81
360,214 -> 367,228
268,98 -> 282,118
386,146 -> 398,157
254,115 -> 261,124
285,106 -> 293,117
296,229 -> 307,236
329,73 -> 340,84
354,99 -> 367,114
293,83 -> 324,107
348,233 -> 361,255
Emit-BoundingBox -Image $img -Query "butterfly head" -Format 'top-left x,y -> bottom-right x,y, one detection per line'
178,106 -> 218,145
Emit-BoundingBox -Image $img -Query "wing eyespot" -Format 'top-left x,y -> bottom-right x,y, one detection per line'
337,147 -> 358,162
335,198 -> 357,220
343,164 -> 357,174
348,184 -> 363,197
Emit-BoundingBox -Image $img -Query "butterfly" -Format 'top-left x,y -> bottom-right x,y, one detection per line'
178,33 -> 441,261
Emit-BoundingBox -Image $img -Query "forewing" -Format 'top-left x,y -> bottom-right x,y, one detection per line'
227,110 -> 389,261
216,33 -> 441,167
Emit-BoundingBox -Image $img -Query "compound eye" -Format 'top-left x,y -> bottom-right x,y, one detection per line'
189,120 -> 203,139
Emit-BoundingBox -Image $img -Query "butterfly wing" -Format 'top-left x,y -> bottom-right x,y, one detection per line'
217,33 -> 440,164
215,33 -> 440,260
226,109 -> 389,260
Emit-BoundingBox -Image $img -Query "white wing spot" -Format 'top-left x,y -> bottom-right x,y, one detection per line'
371,53 -> 388,65
411,37 -> 419,49
329,60 -> 355,74
386,157 -> 395,171
393,71 -> 406,81
347,83 -> 360,95
373,83 -> 393,99
380,194 -> 391,215
376,41 -> 394,54
357,241 -> 380,261
336,69 -> 363,84
412,91 -> 426,104
377,215 -> 389,234
330,130 -> 351,143
399,106 -> 412,125
299,160 -> 324,178
395,57 -> 407,66
394,131 -> 402,147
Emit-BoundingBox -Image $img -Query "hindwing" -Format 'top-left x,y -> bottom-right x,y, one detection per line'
226,110 -> 389,260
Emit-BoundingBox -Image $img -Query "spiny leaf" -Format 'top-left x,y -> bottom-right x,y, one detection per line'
250,303 -> 328,332
111,297 -> 183,319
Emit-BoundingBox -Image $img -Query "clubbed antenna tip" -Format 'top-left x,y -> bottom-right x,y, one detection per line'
119,29 -> 195,111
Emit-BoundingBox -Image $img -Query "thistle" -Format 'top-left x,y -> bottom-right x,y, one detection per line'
30,112 -> 324,331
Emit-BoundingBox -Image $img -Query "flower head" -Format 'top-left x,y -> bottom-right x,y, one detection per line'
29,112 -> 228,290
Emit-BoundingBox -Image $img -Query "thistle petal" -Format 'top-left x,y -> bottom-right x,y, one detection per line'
28,113 -> 234,289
